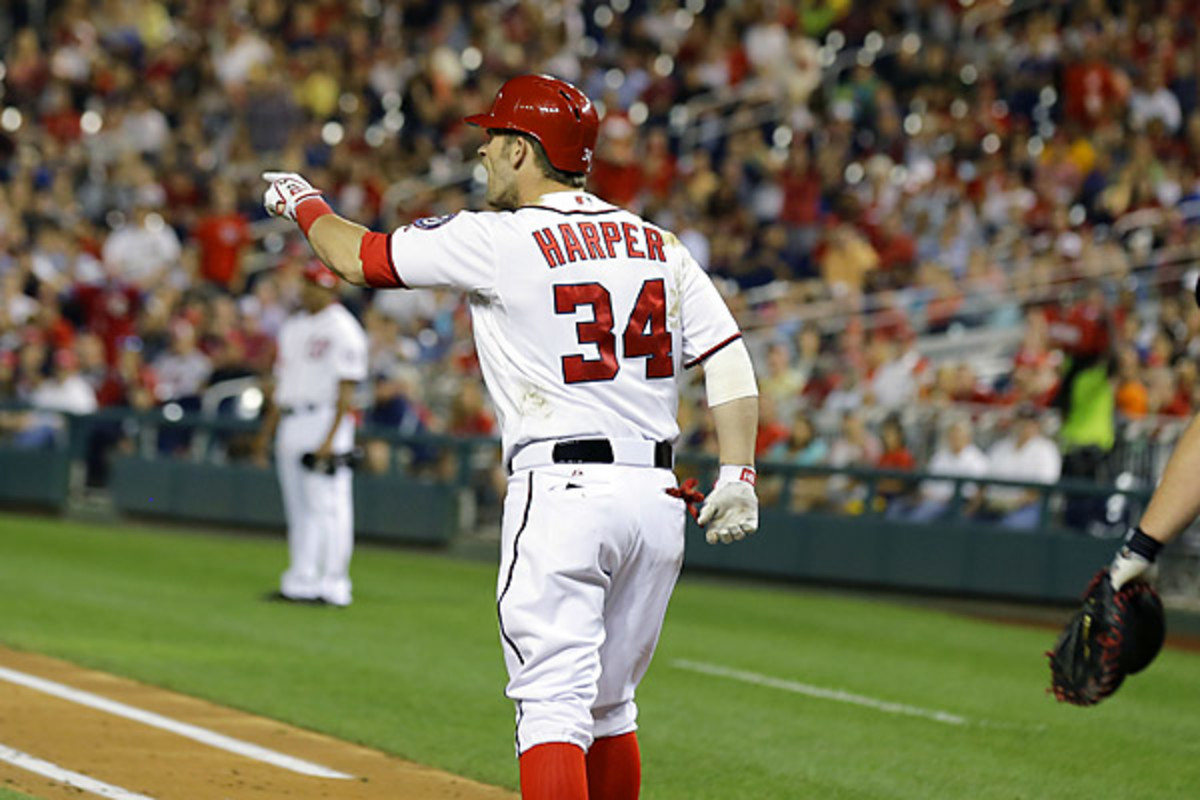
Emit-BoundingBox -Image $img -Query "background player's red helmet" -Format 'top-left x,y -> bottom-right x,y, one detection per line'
465,74 -> 599,174
303,261 -> 339,290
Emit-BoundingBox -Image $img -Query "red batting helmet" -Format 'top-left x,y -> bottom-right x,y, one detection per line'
465,74 -> 599,174
303,261 -> 339,290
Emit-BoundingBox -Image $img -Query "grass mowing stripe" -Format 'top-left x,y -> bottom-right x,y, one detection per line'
672,658 -> 969,725
0,666 -> 353,780
0,743 -> 156,800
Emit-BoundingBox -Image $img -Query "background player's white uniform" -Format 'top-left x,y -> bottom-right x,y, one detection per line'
272,302 -> 368,606
378,191 -> 742,752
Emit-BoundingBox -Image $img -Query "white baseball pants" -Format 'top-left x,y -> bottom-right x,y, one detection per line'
497,462 -> 686,754
275,409 -> 356,606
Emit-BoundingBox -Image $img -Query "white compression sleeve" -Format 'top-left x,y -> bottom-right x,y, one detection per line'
703,339 -> 758,407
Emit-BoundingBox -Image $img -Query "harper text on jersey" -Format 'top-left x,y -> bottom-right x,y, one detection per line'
532,222 -> 667,268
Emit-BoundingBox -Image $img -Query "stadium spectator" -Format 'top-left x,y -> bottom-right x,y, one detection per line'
826,409 -> 881,511
874,413 -> 917,507
979,407 -> 1064,531
150,320 -> 210,406
192,179 -> 253,292
892,418 -> 989,523
101,201 -> 181,291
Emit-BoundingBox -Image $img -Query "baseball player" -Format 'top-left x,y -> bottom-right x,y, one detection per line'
254,262 -> 368,607
263,74 -> 759,799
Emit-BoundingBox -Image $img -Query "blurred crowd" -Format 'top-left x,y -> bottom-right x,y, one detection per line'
2,0 -> 1200,511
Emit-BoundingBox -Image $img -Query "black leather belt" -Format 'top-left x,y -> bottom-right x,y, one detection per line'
551,439 -> 673,469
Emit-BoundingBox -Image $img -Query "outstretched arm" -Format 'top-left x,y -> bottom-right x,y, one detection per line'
262,171 -> 369,286
1110,411 -> 1200,588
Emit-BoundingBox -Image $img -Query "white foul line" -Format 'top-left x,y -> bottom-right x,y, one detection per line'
0,665 -> 353,779
0,743 -> 157,800
673,659 -> 969,726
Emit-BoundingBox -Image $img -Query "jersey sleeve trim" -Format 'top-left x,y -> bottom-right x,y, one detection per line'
360,231 -> 407,288
684,332 -> 743,369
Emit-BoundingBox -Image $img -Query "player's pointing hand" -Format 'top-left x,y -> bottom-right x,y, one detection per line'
262,171 -> 324,223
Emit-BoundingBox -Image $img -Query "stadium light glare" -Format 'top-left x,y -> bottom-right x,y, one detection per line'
364,125 -> 386,148
461,47 -> 483,71
903,113 -> 922,136
864,32 -> 884,52
653,54 -> 674,77
950,99 -> 968,119
381,91 -> 402,111
339,93 -> 359,114
960,64 -> 978,85
827,30 -> 846,51
594,5 -> 614,28
1027,136 -> 1044,157
383,110 -> 405,132
321,121 -> 345,146
901,33 -> 921,55
612,0 -> 631,12
0,107 -> 22,132
629,102 -> 649,125
605,69 -> 626,91
844,162 -> 864,185
981,133 -> 1001,154
772,126 -> 793,149
673,10 -> 694,31
80,110 -> 103,135
686,0 -> 705,14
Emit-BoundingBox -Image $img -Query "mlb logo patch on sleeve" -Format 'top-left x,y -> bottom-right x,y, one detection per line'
412,213 -> 458,230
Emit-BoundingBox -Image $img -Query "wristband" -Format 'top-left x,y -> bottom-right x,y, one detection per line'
1125,527 -> 1164,562
296,196 -> 333,236
717,465 -> 756,487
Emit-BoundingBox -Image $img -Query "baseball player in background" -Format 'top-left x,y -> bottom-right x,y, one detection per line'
263,74 -> 759,799
254,262 -> 368,607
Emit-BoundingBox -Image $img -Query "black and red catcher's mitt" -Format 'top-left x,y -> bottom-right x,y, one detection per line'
1047,568 -> 1166,706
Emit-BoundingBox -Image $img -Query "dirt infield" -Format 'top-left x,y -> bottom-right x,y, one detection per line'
0,647 -> 516,800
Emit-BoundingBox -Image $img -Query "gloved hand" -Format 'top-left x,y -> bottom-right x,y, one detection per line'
697,466 -> 758,545
262,171 -> 324,223
1109,527 -> 1164,590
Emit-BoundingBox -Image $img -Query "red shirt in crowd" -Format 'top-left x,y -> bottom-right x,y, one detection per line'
74,284 -> 141,363
192,212 -> 251,288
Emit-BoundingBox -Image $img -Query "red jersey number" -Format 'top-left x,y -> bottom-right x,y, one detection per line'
554,279 -> 674,384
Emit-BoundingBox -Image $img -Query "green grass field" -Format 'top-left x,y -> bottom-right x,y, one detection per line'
1,511 -> 1199,799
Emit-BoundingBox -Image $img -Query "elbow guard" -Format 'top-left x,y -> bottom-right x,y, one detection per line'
703,339 -> 758,407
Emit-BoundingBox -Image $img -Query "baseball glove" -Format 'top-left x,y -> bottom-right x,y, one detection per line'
1047,568 -> 1166,706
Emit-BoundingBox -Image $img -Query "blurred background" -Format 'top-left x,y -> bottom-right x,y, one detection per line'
3,0 -> 1200,604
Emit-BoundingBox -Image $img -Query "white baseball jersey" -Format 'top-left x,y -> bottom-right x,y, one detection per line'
376,191 -> 741,462
274,303 -> 369,408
